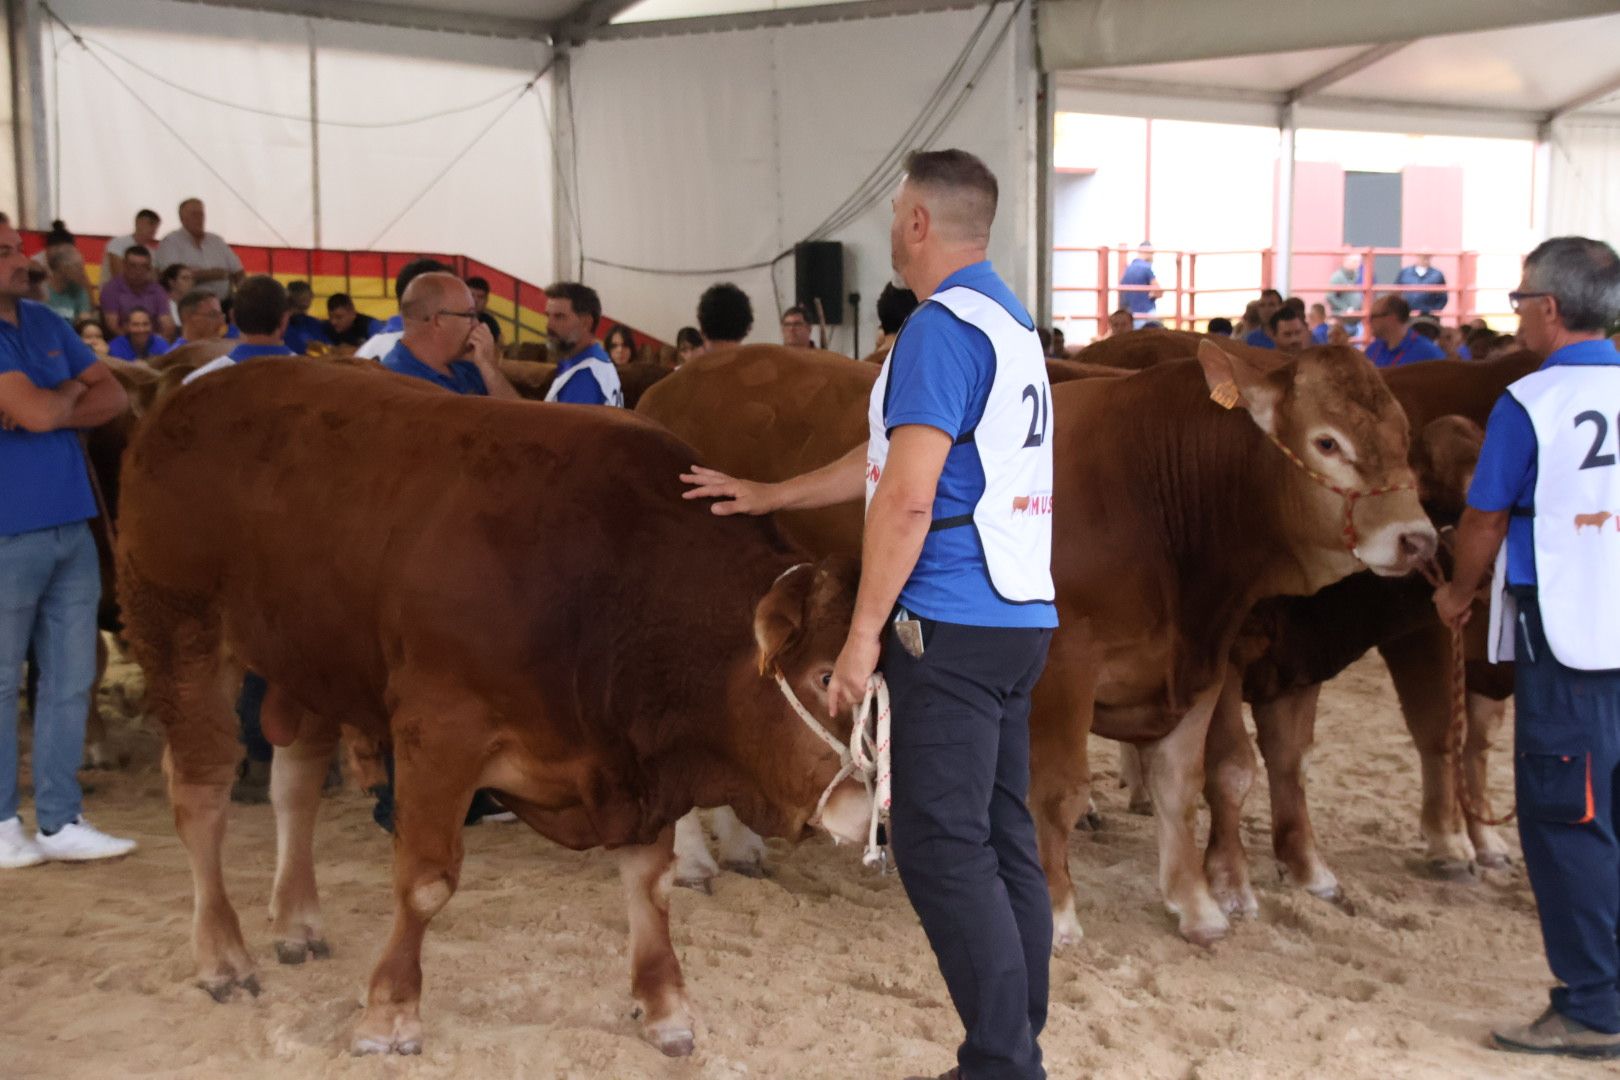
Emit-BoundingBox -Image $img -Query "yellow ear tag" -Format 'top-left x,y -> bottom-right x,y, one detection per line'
1209,380 -> 1240,410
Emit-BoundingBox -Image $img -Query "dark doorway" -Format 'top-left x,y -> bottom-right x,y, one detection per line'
1343,171 -> 1402,287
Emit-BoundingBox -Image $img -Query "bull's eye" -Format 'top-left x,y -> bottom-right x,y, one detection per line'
1313,435 -> 1339,456
819,671 -> 833,689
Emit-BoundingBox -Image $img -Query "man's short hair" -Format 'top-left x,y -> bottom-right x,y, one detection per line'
697,282 -> 753,342
233,275 -> 288,335
1376,294 -> 1411,321
1523,236 -> 1620,332
902,148 -> 998,240
127,305 -> 153,323
1260,288 -> 1283,303
286,280 -> 313,300
544,281 -> 603,331
327,292 -> 355,313
124,244 -> 152,263
178,197 -> 202,214
394,258 -> 452,303
465,275 -> 490,293
1283,296 -> 1306,315
676,326 -> 703,351
1410,316 -> 1441,341
178,288 -> 217,319
1268,307 -> 1305,334
876,283 -> 919,334
781,305 -> 808,323
1309,302 -> 1327,317
1111,306 -> 1132,319
160,264 -> 187,289
136,208 -> 160,225
1207,317 -> 1234,335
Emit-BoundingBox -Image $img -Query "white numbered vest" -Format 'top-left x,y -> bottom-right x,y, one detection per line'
545,351 -> 625,408
866,285 -> 1056,604
1487,364 -> 1620,669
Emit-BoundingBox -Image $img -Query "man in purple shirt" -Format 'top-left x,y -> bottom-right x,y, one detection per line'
99,246 -> 174,338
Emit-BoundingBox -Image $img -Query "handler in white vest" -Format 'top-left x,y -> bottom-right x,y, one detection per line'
682,149 -> 1056,1080
541,282 -> 623,408
1435,235 -> 1620,1061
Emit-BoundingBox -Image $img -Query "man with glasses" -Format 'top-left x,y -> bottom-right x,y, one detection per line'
780,305 -> 815,349
542,281 -> 622,407
1365,294 -> 1445,368
1434,236 -> 1620,1060
382,272 -> 517,399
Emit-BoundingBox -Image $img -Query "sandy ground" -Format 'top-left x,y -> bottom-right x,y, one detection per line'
2,647 -> 1614,1080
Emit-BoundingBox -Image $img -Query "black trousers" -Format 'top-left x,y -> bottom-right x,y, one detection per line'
883,616 -> 1053,1080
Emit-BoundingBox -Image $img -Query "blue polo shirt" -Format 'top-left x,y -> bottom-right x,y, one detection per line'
1311,323 -> 1330,345
284,313 -> 331,355
0,300 -> 99,537
1245,329 -> 1275,349
382,340 -> 488,396
228,342 -> 295,362
1119,258 -> 1157,314
881,261 -> 1058,630
553,343 -> 613,405
1467,338 -> 1620,586
108,333 -> 171,361
1366,329 -> 1446,368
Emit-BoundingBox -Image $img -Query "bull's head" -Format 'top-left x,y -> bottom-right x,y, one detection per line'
1411,415 -> 1485,526
1197,339 -> 1437,582
751,557 -> 873,846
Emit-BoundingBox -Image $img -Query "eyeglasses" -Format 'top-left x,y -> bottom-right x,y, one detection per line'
1508,291 -> 1552,312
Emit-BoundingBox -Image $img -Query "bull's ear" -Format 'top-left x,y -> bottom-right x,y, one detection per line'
753,564 -> 814,677
1414,415 -> 1484,508
1198,338 -> 1282,434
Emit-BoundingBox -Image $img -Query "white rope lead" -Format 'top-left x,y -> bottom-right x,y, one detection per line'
774,673 -> 891,871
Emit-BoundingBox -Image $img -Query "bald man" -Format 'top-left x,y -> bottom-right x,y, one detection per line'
381,272 -> 517,399
683,149 -> 1056,1080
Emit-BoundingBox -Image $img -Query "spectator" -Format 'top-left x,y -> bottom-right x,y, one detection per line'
1245,289 -> 1283,348
781,305 -> 814,348
1395,252 -> 1447,315
697,282 -> 753,350
107,308 -> 170,362
1468,317 -> 1490,333
102,208 -> 162,283
604,323 -> 636,367
44,247 -> 92,324
874,283 -> 919,351
322,293 -> 375,349
1118,242 -> 1162,325
1107,307 -> 1133,337
1365,294 -> 1446,368
160,263 -> 193,328
0,220 -> 136,868
1206,316 -> 1234,337
1327,254 -> 1365,335
465,275 -> 502,342
32,220 -> 76,271
1468,327 -> 1503,359
1439,323 -> 1472,360
73,317 -> 109,360
674,326 -> 703,366
1037,327 -> 1053,355
357,258 -> 451,360
171,288 -> 225,348
1049,327 -> 1067,358
542,281 -> 622,406
184,276 -> 298,384
1308,301 -> 1330,345
155,198 -> 243,300
1327,318 -> 1351,347
98,245 -> 172,337
281,281 -> 331,355
1270,306 -> 1309,354
1411,315 -> 1443,343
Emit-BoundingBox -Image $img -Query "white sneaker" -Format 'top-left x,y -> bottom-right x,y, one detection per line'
0,817 -> 45,869
35,817 -> 137,862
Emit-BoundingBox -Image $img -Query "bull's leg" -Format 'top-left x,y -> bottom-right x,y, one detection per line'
711,805 -> 768,878
1251,684 -> 1342,901
1462,692 -> 1511,868
1027,627 -> 1097,950
354,703 -> 482,1056
1379,631 -> 1476,878
1120,744 -> 1153,815
671,809 -> 719,893
269,710 -> 340,965
620,823 -> 695,1057
1142,680 -> 1228,947
1202,669 -> 1258,918
83,632 -> 114,769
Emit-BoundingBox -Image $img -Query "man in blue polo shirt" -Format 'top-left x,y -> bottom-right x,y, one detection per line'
1245,289 -> 1284,348
684,149 -> 1056,1080
184,275 -> 298,384
381,272 -> 517,399
1118,243 -> 1161,327
1434,236 -> 1620,1060
541,281 -> 622,407
282,281 -> 331,355
0,223 -> 136,868
1365,294 -> 1446,368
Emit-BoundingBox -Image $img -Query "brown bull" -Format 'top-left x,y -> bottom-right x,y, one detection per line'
116,358 -> 871,1056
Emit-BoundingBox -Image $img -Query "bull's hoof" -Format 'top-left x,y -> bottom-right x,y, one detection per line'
308,938 -> 331,960
673,875 -> 713,895
721,860 -> 768,879
351,1035 -> 422,1056
274,937 -> 330,965
651,1027 -> 695,1057
1128,798 -> 1154,817
1051,901 -> 1085,950
1076,808 -> 1104,831
1475,849 -> 1511,870
352,1005 -> 423,1056
1212,884 -> 1259,919
1307,882 -> 1357,915
1181,922 -> 1228,949
1427,857 -> 1478,883
199,973 -> 261,1003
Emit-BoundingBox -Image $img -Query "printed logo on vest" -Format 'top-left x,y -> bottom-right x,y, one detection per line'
1573,511 -> 1617,533
1010,493 -> 1053,516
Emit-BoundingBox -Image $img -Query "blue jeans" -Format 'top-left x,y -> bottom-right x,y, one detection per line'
0,522 -> 101,833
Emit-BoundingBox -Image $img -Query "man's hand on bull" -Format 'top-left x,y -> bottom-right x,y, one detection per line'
1432,581 -> 1474,629
827,630 -> 881,721
680,465 -> 782,516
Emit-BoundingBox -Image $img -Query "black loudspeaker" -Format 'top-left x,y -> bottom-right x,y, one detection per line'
794,241 -> 844,324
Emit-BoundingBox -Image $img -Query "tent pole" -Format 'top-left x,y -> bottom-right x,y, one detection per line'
1274,102 -> 1297,296
7,0 -> 48,227
308,19 -> 322,248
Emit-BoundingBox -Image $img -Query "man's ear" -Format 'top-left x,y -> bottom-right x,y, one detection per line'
1198,338 -> 1284,435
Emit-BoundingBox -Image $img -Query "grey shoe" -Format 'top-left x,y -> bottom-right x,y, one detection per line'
1494,1007 -> 1620,1060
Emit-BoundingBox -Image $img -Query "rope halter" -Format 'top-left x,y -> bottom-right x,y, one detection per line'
1261,430 -> 1418,556
773,672 -> 891,871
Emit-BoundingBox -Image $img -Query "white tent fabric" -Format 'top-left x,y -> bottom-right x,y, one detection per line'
1550,119 -> 1620,243
561,3 -> 1031,351
38,0 -> 554,284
